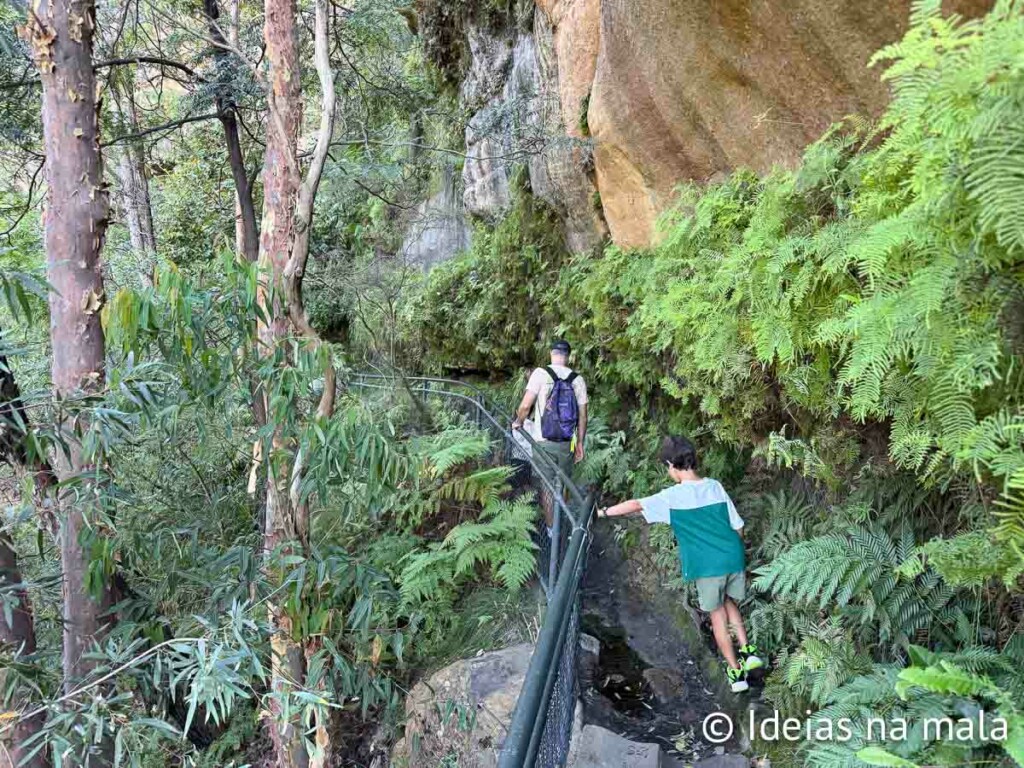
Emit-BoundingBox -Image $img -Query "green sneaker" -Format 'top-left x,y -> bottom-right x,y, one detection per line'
740,643 -> 765,672
726,665 -> 749,693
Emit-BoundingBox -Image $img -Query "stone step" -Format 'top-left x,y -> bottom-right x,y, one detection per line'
661,755 -> 749,768
568,724 -> 661,768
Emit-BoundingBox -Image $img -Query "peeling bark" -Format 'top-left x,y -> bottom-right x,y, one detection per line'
257,0 -> 336,761
258,0 -> 309,760
24,0 -> 116,761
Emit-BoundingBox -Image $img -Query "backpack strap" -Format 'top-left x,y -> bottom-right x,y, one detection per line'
544,366 -> 579,384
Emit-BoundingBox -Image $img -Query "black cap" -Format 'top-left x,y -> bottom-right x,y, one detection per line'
551,339 -> 571,355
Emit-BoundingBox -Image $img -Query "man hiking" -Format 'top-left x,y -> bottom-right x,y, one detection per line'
511,340 -> 588,531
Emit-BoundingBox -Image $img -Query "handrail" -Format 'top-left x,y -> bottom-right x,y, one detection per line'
345,370 -> 596,767
345,370 -> 588,526
500,493 -> 595,768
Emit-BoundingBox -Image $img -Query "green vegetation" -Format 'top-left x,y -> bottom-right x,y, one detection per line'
399,3 -> 1024,765
578,92 -> 591,138
404,176 -> 568,371
0,0 -> 538,758
3,0 -> 1024,764
2,258 -> 542,764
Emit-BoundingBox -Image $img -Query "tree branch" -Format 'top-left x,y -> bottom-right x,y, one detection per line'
283,0 -> 336,422
94,55 -> 204,81
101,112 -> 220,146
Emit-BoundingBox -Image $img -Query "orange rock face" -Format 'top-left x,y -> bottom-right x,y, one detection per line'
539,0 -> 602,138
538,0 -> 992,248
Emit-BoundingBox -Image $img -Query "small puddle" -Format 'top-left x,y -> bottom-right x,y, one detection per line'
581,614 -> 653,718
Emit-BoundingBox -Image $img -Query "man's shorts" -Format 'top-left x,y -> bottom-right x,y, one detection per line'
694,572 -> 746,612
536,440 -> 573,479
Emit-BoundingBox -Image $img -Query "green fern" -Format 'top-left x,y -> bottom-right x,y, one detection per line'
436,466 -> 512,508
414,428 -> 492,478
399,494 -> 537,607
754,524 -> 973,651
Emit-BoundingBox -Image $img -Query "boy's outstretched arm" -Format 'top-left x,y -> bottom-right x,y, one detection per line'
598,499 -> 643,518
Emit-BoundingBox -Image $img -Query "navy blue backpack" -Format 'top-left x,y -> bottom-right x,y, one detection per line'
540,366 -> 579,442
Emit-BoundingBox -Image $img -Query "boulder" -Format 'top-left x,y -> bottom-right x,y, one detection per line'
391,643 -> 533,768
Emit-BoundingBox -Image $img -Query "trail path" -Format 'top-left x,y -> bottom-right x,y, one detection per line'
572,524 -> 752,767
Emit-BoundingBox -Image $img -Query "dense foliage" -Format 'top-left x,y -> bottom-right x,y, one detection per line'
0,0 -> 534,762
400,3 -> 1024,766
2,258 -> 542,764
3,0 -> 1024,764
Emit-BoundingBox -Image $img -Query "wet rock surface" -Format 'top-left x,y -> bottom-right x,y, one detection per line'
579,524 -> 744,763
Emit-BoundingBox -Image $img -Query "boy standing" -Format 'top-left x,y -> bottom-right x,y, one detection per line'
598,436 -> 763,692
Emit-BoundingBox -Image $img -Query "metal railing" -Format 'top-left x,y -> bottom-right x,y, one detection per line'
344,371 -> 595,767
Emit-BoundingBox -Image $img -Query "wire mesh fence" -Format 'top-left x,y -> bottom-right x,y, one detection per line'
344,371 -> 594,767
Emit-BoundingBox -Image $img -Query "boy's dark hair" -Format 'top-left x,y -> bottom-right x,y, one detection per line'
659,435 -> 698,471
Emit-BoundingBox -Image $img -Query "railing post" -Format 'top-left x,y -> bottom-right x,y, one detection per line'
548,496 -> 561,589
499,526 -> 586,768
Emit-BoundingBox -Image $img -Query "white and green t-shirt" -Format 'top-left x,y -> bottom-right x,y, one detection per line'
639,479 -> 745,581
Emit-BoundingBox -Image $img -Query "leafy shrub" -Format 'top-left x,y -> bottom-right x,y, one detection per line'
403,179 -> 569,372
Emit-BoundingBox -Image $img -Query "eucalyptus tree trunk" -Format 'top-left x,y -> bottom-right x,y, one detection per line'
258,0 -> 307,757
23,0 -> 116,761
112,79 -> 157,284
257,0 -> 335,762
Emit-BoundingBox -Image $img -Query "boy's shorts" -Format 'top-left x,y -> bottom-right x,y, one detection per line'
694,572 -> 746,612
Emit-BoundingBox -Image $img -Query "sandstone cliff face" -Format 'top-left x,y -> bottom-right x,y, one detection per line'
536,0 -> 992,248
459,12 -> 607,252
417,0 -> 990,260
401,165 -> 474,270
